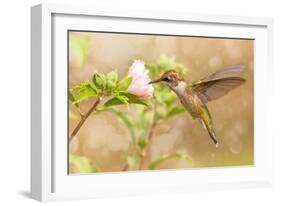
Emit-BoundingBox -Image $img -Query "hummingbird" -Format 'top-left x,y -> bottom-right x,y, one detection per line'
149,65 -> 246,147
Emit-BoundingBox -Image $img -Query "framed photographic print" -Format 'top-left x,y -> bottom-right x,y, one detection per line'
31,3 -> 274,201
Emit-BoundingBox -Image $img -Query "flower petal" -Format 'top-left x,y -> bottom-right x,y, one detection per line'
127,60 -> 154,99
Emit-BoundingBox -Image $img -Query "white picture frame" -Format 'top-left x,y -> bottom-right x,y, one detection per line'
31,3 -> 274,202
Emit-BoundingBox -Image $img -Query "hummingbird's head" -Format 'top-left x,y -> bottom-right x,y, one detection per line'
149,70 -> 183,88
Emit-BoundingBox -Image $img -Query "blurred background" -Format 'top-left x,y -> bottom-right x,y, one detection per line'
68,31 -> 254,173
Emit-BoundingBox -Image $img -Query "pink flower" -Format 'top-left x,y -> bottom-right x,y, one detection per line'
127,60 -> 154,99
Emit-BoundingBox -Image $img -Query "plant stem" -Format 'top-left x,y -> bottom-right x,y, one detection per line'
69,97 -> 102,142
139,101 -> 158,170
121,163 -> 129,171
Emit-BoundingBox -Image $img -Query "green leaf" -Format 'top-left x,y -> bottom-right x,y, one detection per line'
69,154 -> 98,173
166,106 -> 186,118
116,95 -> 129,104
103,97 -> 121,107
104,93 -> 148,107
147,152 -> 193,170
156,105 -> 167,119
138,130 -> 147,149
69,90 -> 80,108
92,72 -> 106,90
134,105 -> 146,129
102,108 -> 136,143
69,91 -> 76,102
121,154 -> 140,167
72,82 -> 98,104
89,81 -> 98,91
154,85 -> 177,107
115,76 -> 133,92
127,156 -> 140,167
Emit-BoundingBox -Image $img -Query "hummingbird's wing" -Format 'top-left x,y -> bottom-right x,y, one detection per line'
203,65 -> 245,80
192,65 -> 246,104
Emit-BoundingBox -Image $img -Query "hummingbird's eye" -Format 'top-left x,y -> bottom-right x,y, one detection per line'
163,77 -> 170,82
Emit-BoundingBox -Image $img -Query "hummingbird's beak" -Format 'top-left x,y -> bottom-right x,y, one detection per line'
148,78 -> 162,84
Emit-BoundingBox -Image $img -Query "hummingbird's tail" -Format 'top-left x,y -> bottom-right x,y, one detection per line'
201,119 -> 219,147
